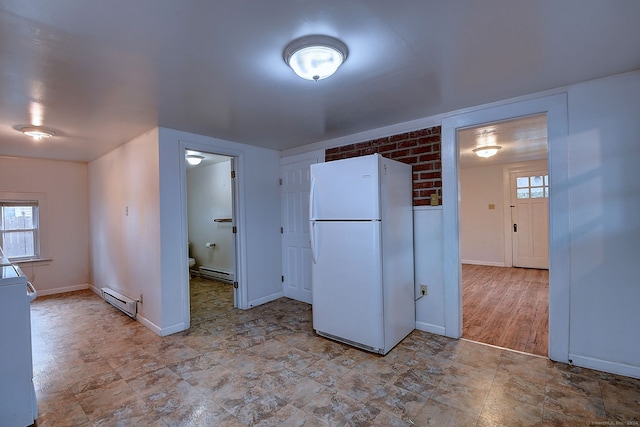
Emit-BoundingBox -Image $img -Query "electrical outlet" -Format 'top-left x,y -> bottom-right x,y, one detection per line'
420,285 -> 428,296
138,293 -> 143,304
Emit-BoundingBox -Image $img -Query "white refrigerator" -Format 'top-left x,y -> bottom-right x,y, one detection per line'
310,153 -> 415,355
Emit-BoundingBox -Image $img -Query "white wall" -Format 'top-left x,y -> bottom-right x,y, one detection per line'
460,160 -> 547,266
0,157 -> 89,294
89,127 -> 282,336
459,164 -> 506,266
187,160 -> 234,274
88,129 -> 162,329
414,207 -> 445,335
158,128 -> 282,333
566,71 -> 640,376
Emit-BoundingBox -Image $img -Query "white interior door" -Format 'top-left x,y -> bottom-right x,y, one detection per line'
511,171 -> 549,269
281,159 -> 315,303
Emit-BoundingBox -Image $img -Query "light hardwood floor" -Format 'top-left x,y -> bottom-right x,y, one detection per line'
462,264 -> 549,356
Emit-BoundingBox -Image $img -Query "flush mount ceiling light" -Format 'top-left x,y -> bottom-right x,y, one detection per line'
473,146 -> 502,158
20,126 -> 55,141
186,154 -> 204,166
283,35 -> 348,81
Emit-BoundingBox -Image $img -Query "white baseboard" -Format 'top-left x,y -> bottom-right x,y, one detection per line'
136,313 -> 180,337
89,285 -> 168,337
415,321 -> 446,336
461,260 -> 506,267
248,291 -> 284,308
569,354 -> 640,380
37,283 -> 90,296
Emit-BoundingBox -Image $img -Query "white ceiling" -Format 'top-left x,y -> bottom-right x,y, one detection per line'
458,113 -> 548,169
1,1 -> 639,163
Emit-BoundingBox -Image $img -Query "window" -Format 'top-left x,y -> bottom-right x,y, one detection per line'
516,175 -> 549,199
0,201 -> 40,260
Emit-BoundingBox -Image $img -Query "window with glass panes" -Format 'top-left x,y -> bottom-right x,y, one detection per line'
516,175 -> 549,199
0,201 -> 39,259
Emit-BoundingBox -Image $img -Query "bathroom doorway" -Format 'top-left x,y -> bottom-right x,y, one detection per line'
185,150 -> 237,325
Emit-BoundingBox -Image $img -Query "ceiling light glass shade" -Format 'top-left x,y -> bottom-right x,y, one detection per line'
284,35 -> 348,81
186,154 -> 204,165
473,145 -> 502,158
20,126 -> 55,140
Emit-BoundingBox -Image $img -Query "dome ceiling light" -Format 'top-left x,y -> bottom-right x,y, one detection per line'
472,129 -> 501,158
186,154 -> 204,166
20,126 -> 55,141
473,145 -> 502,158
283,35 -> 348,81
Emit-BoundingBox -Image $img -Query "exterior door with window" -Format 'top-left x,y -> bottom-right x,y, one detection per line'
510,171 -> 549,269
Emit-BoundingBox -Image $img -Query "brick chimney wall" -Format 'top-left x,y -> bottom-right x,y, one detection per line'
324,126 -> 442,206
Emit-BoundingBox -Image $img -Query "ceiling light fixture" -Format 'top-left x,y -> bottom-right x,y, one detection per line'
473,145 -> 502,158
20,126 -> 55,141
186,154 -> 204,166
283,35 -> 348,81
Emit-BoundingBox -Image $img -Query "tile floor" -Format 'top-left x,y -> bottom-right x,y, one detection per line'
189,277 -> 235,325
31,286 -> 640,426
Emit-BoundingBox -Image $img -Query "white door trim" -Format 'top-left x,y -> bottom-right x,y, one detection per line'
442,93 -> 570,362
178,140 -> 248,328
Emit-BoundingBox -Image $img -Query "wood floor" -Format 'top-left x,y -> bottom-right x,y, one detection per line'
462,264 -> 549,357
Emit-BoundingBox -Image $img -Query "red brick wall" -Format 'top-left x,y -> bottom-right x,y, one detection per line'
325,126 -> 442,206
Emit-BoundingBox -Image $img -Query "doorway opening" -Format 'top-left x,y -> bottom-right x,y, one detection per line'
185,150 -> 238,325
457,114 -> 550,356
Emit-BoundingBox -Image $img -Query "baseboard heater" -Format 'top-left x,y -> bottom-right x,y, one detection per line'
101,287 -> 137,319
198,267 -> 234,283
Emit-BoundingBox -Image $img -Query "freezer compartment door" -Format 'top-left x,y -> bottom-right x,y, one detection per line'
310,155 -> 380,220
311,221 -> 384,350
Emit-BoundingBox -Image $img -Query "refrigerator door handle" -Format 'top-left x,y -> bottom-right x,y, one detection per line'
309,176 -> 316,221
310,220 -> 317,264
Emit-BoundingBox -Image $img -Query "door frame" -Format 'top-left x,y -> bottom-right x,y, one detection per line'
178,140 -> 247,330
442,93 -> 570,362
185,152 -> 239,307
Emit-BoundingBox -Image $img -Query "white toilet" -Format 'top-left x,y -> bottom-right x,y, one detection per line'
188,242 -> 196,269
